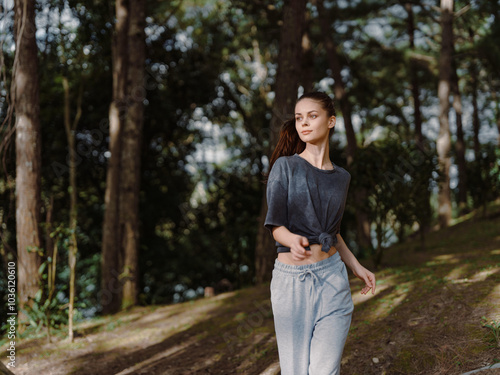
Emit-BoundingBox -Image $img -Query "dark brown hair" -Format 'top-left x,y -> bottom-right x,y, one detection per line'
263,92 -> 336,184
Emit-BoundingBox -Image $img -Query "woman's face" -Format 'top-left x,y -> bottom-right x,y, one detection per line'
295,98 -> 335,144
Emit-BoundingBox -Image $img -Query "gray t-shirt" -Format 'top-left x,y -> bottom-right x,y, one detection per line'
264,153 -> 351,253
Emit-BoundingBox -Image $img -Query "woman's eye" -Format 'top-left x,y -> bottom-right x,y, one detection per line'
296,117 -> 302,121
310,115 -> 317,119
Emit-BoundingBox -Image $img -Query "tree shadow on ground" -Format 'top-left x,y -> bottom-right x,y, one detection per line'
61,285 -> 277,375
343,248 -> 500,375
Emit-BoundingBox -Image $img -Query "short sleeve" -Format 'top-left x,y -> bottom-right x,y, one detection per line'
264,157 -> 288,235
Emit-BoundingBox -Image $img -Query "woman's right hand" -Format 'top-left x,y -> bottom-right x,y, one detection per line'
271,226 -> 311,261
289,235 -> 311,261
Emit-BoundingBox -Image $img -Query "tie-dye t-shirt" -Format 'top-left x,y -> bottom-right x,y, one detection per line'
264,153 -> 351,253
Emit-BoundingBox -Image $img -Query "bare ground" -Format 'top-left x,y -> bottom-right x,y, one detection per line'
2,204 -> 500,375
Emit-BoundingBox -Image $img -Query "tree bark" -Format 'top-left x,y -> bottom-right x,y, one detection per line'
102,0 -> 145,311
317,0 -> 372,254
120,0 -> 145,310
470,61 -> 481,162
62,76 -> 82,340
317,0 -> 356,164
496,98 -> 500,147
494,93 -> 500,147
406,2 -> 431,245
301,21 -> 314,93
13,0 -> 42,318
101,0 -> 129,314
466,28 -> 481,159
255,0 -> 307,284
451,64 -> 467,214
437,0 -> 453,229
406,3 -> 423,147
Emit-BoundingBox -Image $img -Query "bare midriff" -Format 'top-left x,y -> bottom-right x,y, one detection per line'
277,243 -> 338,266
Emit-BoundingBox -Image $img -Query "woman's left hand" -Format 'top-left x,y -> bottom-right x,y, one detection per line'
352,265 -> 376,295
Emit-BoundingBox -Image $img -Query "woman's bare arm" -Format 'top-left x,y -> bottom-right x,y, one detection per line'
272,226 -> 311,261
335,234 -> 376,295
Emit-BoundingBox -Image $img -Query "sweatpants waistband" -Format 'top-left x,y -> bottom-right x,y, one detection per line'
273,251 -> 342,276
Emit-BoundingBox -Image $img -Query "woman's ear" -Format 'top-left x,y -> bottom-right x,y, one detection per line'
328,116 -> 336,129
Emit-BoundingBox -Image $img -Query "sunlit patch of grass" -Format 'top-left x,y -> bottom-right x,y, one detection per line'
443,264 -> 470,281
343,203 -> 500,375
362,286 -> 410,320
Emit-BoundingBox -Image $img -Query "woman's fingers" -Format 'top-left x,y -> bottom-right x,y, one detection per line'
359,270 -> 376,295
292,253 -> 305,261
291,237 -> 310,260
364,272 -> 375,294
300,236 -> 309,248
291,247 -> 307,261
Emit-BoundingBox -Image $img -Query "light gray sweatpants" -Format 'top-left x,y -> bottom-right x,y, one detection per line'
270,252 -> 354,375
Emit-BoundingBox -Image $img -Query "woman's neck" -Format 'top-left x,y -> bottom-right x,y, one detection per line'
299,146 -> 332,170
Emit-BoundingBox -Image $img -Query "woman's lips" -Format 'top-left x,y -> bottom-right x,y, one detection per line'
301,130 -> 312,134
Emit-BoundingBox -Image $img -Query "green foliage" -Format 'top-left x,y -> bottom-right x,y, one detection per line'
349,138 -> 437,263
19,283 -> 67,336
467,144 -> 500,212
15,224 -> 90,339
140,160 -> 262,304
482,316 -> 500,348
16,260 -> 69,339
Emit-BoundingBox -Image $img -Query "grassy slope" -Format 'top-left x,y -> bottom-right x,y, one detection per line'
344,200 -> 500,375
1,201 -> 500,375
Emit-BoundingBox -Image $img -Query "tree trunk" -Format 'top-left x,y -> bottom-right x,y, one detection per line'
494,94 -> 500,147
43,195 -> 54,278
437,0 -> 453,229
373,219 -> 384,268
255,0 -> 307,284
406,2 -> 431,245
62,75 -> 82,340
101,0 -> 129,314
470,61 -> 481,162
317,0 -> 372,254
465,27 -> 481,159
57,3 -> 84,338
301,22 -> 314,93
451,64 -> 467,214
120,0 -> 145,310
13,0 -> 42,320
317,0 -> 356,164
102,0 -> 145,311
406,3 -> 423,147
43,195 -> 55,343
496,98 -> 500,147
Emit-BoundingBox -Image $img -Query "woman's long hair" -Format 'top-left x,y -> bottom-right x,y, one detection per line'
262,92 -> 336,184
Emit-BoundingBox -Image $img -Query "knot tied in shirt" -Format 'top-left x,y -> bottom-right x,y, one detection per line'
318,232 -> 337,253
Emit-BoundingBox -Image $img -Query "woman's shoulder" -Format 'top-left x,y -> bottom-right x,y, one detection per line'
333,164 -> 351,180
271,154 -> 296,170
333,163 -> 350,175
276,154 -> 295,163
275,154 -> 351,177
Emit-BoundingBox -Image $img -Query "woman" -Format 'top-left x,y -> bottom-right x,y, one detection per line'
264,91 -> 376,375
